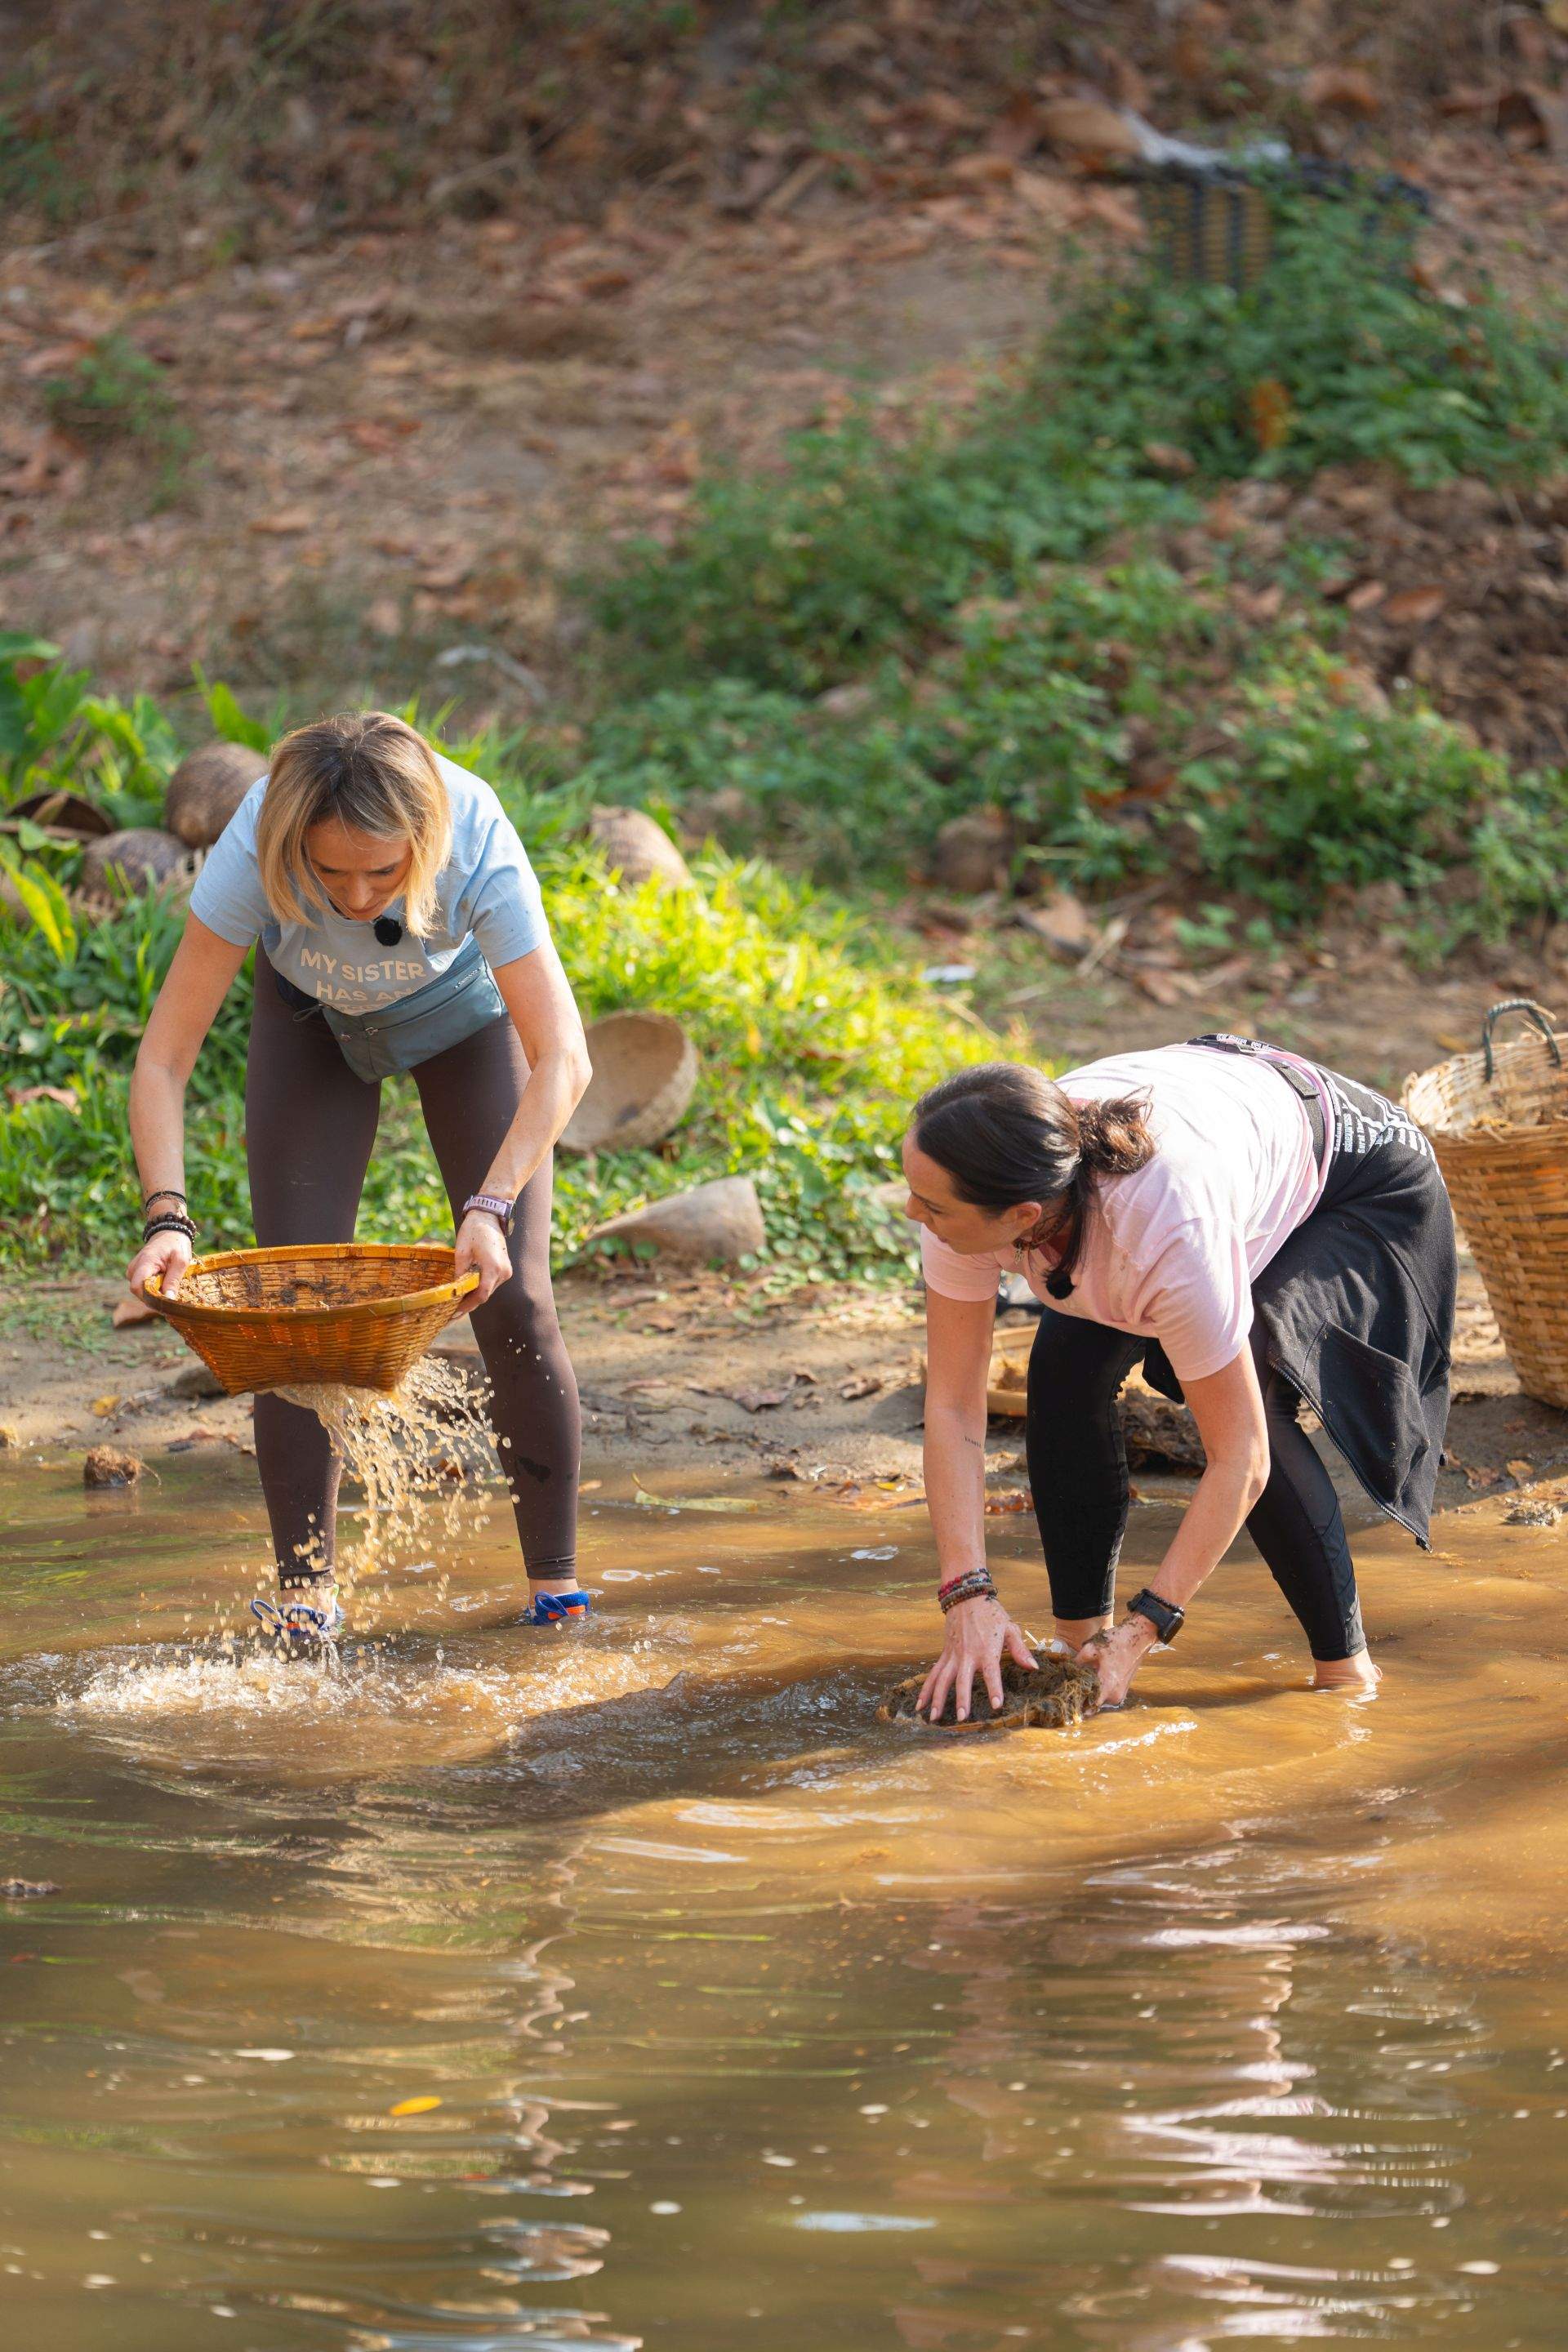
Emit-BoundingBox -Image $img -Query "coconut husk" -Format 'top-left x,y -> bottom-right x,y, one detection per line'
3,787 -> 113,840
164,742 -> 263,849
78,827 -> 195,900
586,805 -> 694,892
563,1009 -> 699,1153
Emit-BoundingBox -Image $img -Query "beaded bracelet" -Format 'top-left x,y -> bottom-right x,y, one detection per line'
142,1187 -> 188,1213
939,1572 -> 998,1615
143,1211 -> 196,1245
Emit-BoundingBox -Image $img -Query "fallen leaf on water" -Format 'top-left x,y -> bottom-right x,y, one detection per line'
634,1484 -> 760,1515
91,1395 -> 122,1418
390,2095 -> 443,2117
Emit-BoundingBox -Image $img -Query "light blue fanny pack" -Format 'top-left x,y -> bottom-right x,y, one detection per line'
318,937 -> 507,1084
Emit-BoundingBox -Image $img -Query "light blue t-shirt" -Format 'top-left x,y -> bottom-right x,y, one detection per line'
189,752 -> 550,1013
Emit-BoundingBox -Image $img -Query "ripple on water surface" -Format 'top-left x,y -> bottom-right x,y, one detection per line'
6,1468 -> 1568,2349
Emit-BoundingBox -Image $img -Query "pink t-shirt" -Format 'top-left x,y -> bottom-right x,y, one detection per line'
919,1045 -> 1333,1383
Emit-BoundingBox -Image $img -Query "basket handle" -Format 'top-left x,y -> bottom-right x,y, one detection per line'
1481,998 -> 1563,1083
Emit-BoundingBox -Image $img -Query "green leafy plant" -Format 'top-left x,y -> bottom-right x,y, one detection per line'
0,657 -> 994,1271
1046,189 -> 1568,488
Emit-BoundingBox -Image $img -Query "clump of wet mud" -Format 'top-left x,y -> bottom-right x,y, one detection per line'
83,1445 -> 141,1488
880,1652 -> 1101,1732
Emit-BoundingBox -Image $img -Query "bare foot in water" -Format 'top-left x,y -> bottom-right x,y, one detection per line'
1312,1651 -> 1381,1695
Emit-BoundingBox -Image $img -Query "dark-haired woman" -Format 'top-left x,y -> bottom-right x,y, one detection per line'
902,1040 -> 1455,1717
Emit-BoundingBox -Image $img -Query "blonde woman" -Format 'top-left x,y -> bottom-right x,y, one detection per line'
127,711 -> 592,1653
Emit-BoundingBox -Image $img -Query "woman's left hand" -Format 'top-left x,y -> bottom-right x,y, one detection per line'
1076,1615 -> 1157,1709
454,1210 -> 513,1307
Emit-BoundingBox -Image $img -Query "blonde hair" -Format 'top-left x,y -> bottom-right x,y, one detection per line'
255,711 -> 452,939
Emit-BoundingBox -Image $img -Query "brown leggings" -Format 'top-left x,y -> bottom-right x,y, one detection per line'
245,955 -> 581,1588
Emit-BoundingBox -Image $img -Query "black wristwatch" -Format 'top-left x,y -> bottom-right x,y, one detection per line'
1126,1588 -> 1185,1644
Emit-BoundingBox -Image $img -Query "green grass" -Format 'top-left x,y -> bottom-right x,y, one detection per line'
1046,189 -> 1568,490
42,336 -> 191,504
0,656 -> 991,1274
7,191 -> 1568,1272
577,193 -> 1568,941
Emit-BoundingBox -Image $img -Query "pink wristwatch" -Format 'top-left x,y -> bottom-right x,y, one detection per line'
462,1191 -> 515,1236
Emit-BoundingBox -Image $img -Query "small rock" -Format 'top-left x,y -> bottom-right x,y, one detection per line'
84,1445 -> 142,1488
1505,1499 -> 1563,1527
591,1175 -> 765,1266
932,807 -> 1012,894
586,805 -> 693,892
169,1361 -> 227,1399
2,1878 -> 60,1900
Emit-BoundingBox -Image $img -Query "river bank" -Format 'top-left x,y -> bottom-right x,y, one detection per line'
3,1249 -> 1564,1545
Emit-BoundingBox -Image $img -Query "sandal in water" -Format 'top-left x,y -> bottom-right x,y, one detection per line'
251,1592 -> 345,1659
518,1589 -> 593,1626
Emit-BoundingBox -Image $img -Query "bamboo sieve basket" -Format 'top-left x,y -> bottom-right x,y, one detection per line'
145,1243 -> 479,1397
1403,1000 -> 1568,1412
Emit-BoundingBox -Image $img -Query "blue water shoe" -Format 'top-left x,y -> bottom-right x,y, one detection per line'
519,1589 -> 593,1626
251,1590 -> 345,1658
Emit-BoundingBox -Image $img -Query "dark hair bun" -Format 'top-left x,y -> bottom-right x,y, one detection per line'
1074,1093 -> 1156,1179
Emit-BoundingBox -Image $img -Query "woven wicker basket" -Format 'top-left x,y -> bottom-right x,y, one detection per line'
1404,1000 -> 1568,1412
1134,161 -> 1427,292
145,1243 -> 479,1397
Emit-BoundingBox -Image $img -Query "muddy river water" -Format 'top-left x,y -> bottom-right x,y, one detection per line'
3,1446 -> 1568,2350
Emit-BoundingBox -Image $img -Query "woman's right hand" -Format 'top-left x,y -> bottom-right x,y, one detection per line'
127,1227 -> 193,1303
917,1593 -> 1039,1725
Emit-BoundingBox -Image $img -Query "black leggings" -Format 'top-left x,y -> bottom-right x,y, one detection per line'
1023,1314 -> 1365,1662
246,956 -> 581,1588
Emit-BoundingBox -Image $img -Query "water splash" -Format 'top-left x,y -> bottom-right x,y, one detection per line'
277,1356 -> 500,1597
